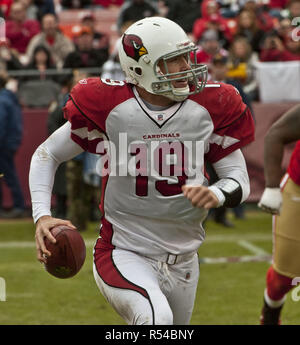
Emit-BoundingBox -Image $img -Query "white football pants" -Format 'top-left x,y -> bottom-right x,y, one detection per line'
93,247 -> 199,325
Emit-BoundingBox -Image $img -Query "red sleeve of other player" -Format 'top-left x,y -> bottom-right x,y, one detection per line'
288,141 -> 300,186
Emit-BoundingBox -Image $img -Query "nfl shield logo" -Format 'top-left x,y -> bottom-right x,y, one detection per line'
157,114 -> 163,121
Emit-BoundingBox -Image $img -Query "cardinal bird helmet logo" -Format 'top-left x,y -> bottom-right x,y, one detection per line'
122,34 -> 148,62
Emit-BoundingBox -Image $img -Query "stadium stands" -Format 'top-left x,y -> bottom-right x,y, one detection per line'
58,7 -> 120,50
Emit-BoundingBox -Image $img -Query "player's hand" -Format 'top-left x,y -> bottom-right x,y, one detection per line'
258,187 -> 282,215
35,215 -> 76,264
182,185 -> 219,209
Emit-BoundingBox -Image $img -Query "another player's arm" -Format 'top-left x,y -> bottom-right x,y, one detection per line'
258,104 -> 300,214
264,104 -> 300,187
183,149 -> 249,209
29,122 -> 84,263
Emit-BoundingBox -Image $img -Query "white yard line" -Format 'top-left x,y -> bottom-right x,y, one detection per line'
199,255 -> 272,264
205,233 -> 271,243
0,234 -> 272,249
237,240 -> 270,256
0,239 -> 97,249
0,234 -> 273,266
0,241 -> 34,248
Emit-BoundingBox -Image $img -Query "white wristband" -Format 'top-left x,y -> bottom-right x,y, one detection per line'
208,185 -> 226,207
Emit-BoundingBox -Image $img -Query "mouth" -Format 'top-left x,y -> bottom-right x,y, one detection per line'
174,79 -> 188,88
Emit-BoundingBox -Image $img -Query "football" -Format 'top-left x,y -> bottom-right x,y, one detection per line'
44,225 -> 86,279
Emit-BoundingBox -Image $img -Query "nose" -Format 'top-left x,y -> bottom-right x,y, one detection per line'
179,55 -> 191,71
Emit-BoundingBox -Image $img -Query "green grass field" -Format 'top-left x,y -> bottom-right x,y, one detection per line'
0,207 -> 299,325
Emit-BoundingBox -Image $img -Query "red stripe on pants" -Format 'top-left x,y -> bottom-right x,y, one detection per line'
94,243 -> 149,299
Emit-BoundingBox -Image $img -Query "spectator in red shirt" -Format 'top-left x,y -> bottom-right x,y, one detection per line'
268,0 -> 288,19
269,0 -> 288,9
193,29 -> 228,77
268,0 -> 289,20
260,32 -> 300,61
0,0 -> 13,18
242,0 -> 277,32
193,0 -> 233,45
5,2 -> 40,54
92,0 -> 124,8
26,13 -> 74,69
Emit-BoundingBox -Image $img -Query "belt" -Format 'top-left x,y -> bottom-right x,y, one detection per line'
145,251 -> 197,265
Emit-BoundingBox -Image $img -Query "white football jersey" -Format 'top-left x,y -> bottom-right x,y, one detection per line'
64,78 -> 254,256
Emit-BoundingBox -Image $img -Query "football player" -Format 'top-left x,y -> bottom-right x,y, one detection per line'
29,17 -> 254,325
258,104 -> 300,325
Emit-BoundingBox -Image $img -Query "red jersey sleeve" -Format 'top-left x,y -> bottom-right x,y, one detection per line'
198,83 -> 255,163
63,77 -> 133,153
288,141 -> 300,186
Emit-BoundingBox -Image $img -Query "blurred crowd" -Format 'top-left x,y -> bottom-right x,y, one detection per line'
0,0 -> 299,223
0,0 -> 298,104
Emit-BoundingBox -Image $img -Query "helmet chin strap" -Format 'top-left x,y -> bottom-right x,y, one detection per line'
127,68 -> 189,102
162,85 -> 190,102
153,68 -> 190,102
172,85 -> 190,100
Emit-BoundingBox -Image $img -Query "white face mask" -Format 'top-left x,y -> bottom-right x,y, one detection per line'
119,17 -> 208,102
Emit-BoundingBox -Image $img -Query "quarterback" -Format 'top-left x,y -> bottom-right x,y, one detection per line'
258,104 -> 300,325
29,17 -> 254,324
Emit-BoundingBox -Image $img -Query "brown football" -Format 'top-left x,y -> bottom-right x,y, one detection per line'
44,225 -> 86,279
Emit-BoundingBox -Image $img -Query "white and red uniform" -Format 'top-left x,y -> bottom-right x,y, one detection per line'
30,77 -> 254,324
63,78 -> 254,255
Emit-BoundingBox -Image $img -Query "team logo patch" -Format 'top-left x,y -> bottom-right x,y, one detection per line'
122,34 -> 148,62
